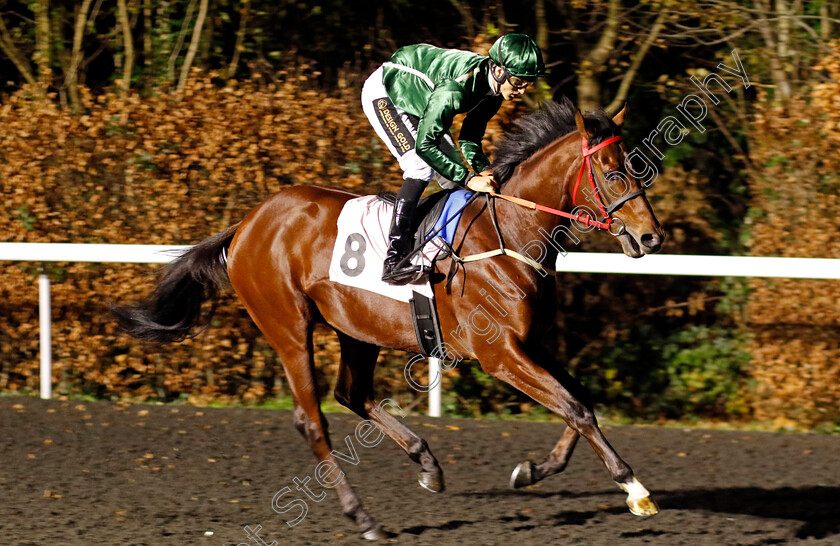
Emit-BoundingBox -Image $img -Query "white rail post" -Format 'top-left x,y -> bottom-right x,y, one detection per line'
428,357 -> 441,417
38,273 -> 52,399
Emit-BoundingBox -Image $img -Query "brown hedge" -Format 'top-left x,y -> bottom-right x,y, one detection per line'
0,68 -> 517,406
743,41 -> 840,427
1,70 -> 389,402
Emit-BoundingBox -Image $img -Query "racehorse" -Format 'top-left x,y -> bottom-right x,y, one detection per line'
112,96 -> 665,540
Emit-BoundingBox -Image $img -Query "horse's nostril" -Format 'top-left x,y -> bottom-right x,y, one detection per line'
641,233 -> 661,249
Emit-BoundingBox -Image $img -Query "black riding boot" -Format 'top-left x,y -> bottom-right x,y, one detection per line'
382,178 -> 433,284
381,195 -> 426,285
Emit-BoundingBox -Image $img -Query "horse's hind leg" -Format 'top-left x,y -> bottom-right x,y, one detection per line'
510,426 -> 580,488
243,309 -> 386,540
333,331 -> 445,493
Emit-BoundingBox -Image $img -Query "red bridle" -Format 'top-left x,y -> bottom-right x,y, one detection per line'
573,135 -> 624,222
491,134 -> 641,235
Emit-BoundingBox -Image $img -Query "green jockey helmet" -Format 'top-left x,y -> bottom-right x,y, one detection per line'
488,33 -> 546,79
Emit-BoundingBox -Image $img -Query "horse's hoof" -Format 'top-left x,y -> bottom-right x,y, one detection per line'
418,470 -> 445,493
361,525 -> 388,540
626,495 -> 660,516
510,460 -> 536,489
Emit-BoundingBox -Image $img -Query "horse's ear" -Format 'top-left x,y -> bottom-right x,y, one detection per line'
612,103 -> 628,127
574,110 -> 590,138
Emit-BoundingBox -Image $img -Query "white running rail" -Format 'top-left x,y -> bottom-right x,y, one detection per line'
2,243 -> 838,415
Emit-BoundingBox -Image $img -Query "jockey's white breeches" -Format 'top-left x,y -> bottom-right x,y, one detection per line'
361,65 -> 458,188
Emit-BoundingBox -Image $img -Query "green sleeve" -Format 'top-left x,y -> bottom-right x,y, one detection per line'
459,96 -> 503,174
415,84 -> 471,185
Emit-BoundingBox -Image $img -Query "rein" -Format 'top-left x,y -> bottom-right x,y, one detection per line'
488,192 -> 612,231
425,134 -> 647,283
452,134 -> 646,278
490,134 -> 645,238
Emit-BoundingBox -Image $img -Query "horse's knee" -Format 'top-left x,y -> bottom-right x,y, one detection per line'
334,387 -> 372,417
567,402 -> 597,433
479,360 -> 505,380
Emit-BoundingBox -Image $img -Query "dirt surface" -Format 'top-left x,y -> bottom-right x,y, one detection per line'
1,396 -> 838,545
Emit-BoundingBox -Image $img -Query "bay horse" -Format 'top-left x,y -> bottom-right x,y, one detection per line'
112,97 -> 665,540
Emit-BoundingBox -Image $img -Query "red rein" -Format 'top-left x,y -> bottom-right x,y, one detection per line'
492,135 -> 623,231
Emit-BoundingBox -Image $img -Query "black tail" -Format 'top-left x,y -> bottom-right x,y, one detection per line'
110,225 -> 239,342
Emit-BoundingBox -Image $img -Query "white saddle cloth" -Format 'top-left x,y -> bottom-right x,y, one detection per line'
328,195 -> 447,303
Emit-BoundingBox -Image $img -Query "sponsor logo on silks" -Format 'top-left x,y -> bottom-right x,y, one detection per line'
374,98 -> 415,156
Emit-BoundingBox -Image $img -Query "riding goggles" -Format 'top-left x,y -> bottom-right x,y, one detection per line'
506,71 -> 536,89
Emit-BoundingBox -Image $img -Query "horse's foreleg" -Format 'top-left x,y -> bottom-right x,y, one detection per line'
481,342 -> 659,516
333,332 -> 445,493
510,426 -> 580,488
508,341 -> 582,489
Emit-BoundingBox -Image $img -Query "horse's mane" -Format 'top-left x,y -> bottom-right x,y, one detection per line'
492,96 -> 620,185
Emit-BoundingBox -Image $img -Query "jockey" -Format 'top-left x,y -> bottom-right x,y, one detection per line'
362,33 -> 545,285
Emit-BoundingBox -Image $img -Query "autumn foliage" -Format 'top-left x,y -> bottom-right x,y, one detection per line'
0,69 -> 408,402
0,66 -> 520,407
742,41 -> 840,427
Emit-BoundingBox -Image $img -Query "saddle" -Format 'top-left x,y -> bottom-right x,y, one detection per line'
375,189 -> 452,252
